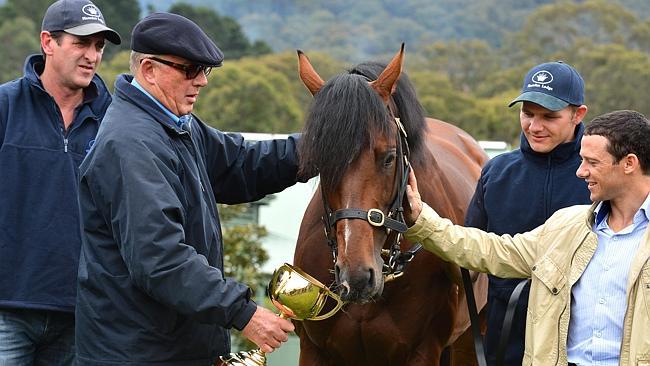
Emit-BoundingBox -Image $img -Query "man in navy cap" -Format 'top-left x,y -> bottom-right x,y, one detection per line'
75,12 -> 308,365
464,61 -> 591,365
0,0 -> 120,364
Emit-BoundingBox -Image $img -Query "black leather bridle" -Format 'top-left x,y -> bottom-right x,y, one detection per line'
320,112 -> 422,282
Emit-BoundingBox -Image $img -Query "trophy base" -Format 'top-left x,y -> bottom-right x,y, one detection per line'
219,349 -> 267,366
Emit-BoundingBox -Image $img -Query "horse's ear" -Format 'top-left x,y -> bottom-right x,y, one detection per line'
370,43 -> 405,103
297,50 -> 324,96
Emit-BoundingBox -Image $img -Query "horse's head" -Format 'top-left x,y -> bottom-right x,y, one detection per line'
297,45 -> 410,303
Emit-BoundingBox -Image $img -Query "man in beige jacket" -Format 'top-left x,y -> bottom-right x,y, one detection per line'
404,109 -> 650,366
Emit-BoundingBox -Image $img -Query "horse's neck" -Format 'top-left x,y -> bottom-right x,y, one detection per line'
413,158 -> 467,225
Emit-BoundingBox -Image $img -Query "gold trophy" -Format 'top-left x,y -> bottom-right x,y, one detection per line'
220,263 -> 344,366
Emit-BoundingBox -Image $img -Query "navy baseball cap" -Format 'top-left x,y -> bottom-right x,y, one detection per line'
509,61 -> 584,111
131,12 -> 224,67
42,0 -> 121,44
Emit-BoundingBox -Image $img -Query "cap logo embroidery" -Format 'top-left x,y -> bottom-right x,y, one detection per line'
82,4 -> 104,23
527,70 -> 554,92
532,70 -> 553,85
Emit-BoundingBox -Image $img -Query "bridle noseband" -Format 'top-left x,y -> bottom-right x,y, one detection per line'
320,110 -> 422,282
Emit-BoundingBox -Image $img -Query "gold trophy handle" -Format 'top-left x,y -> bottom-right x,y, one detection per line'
307,290 -> 345,321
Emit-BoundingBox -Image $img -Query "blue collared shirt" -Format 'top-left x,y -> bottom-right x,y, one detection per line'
567,193 -> 650,365
130,78 -> 192,131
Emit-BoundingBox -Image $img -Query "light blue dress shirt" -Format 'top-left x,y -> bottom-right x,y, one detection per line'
567,193 -> 650,365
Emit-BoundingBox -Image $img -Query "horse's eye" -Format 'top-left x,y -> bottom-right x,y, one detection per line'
383,153 -> 396,168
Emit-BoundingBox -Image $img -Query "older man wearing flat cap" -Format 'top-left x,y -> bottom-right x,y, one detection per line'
75,12 -> 309,365
0,0 -> 120,364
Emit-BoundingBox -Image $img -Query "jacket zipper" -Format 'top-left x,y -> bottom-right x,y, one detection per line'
60,127 -> 69,153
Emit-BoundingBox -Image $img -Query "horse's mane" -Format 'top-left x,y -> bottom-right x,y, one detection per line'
349,62 -> 427,153
298,62 -> 427,192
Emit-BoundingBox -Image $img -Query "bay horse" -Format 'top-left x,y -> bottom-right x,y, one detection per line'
292,44 -> 489,365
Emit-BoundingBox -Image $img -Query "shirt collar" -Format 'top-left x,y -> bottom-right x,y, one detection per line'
594,192 -> 650,229
594,201 -> 609,228
639,192 -> 650,222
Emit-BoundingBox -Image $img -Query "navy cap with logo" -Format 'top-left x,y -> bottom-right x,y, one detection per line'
509,61 -> 584,111
131,12 -> 224,67
41,0 -> 121,45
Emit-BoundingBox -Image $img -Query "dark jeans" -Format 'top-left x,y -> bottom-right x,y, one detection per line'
0,308 -> 75,366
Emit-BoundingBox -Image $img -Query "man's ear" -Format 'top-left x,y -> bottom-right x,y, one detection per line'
622,153 -> 640,175
573,105 -> 588,125
139,59 -> 157,85
40,31 -> 56,57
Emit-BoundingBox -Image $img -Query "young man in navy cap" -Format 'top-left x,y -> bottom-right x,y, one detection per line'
0,0 -> 120,364
75,12 -> 309,365
464,61 -> 591,365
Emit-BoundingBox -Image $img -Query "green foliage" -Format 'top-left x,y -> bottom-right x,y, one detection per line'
413,40 -> 500,94
503,0 -> 643,64
0,0 -> 139,62
0,16 -> 39,82
97,50 -> 131,91
211,0 -> 554,62
411,70 -> 521,144
3,0 -> 650,146
573,43 -> 650,120
168,2 -> 272,59
194,60 -> 303,133
0,0 -> 51,25
194,51 -> 344,133
219,203 -> 269,350
220,203 -> 269,292
92,0 -> 141,60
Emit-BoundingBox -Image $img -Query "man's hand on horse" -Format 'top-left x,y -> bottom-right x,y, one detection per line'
405,168 -> 423,226
242,305 -> 294,353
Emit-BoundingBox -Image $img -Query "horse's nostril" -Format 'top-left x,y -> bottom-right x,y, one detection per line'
367,267 -> 375,287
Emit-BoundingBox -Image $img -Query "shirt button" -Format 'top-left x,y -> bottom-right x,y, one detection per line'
604,265 -> 610,271
595,331 -> 602,337
599,298 -> 606,304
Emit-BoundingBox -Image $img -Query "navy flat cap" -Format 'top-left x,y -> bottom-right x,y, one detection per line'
131,12 -> 223,67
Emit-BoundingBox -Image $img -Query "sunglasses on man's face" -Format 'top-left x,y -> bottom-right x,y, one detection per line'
144,57 -> 212,79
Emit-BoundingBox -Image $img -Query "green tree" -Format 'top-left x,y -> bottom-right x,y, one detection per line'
220,203 -> 269,293
194,59 -> 303,133
219,203 -> 269,349
97,49 -> 131,91
193,50 -> 345,133
248,51 -> 345,117
574,43 -> 650,119
411,70 -> 521,144
168,3 -> 272,59
93,0 -> 141,60
0,0 -> 50,26
0,16 -> 39,82
414,39 -> 500,95
503,0 -> 642,65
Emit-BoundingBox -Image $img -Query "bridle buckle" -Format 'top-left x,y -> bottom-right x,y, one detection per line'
367,208 -> 385,227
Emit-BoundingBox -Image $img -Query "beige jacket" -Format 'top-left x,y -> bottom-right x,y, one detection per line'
406,203 -> 650,366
